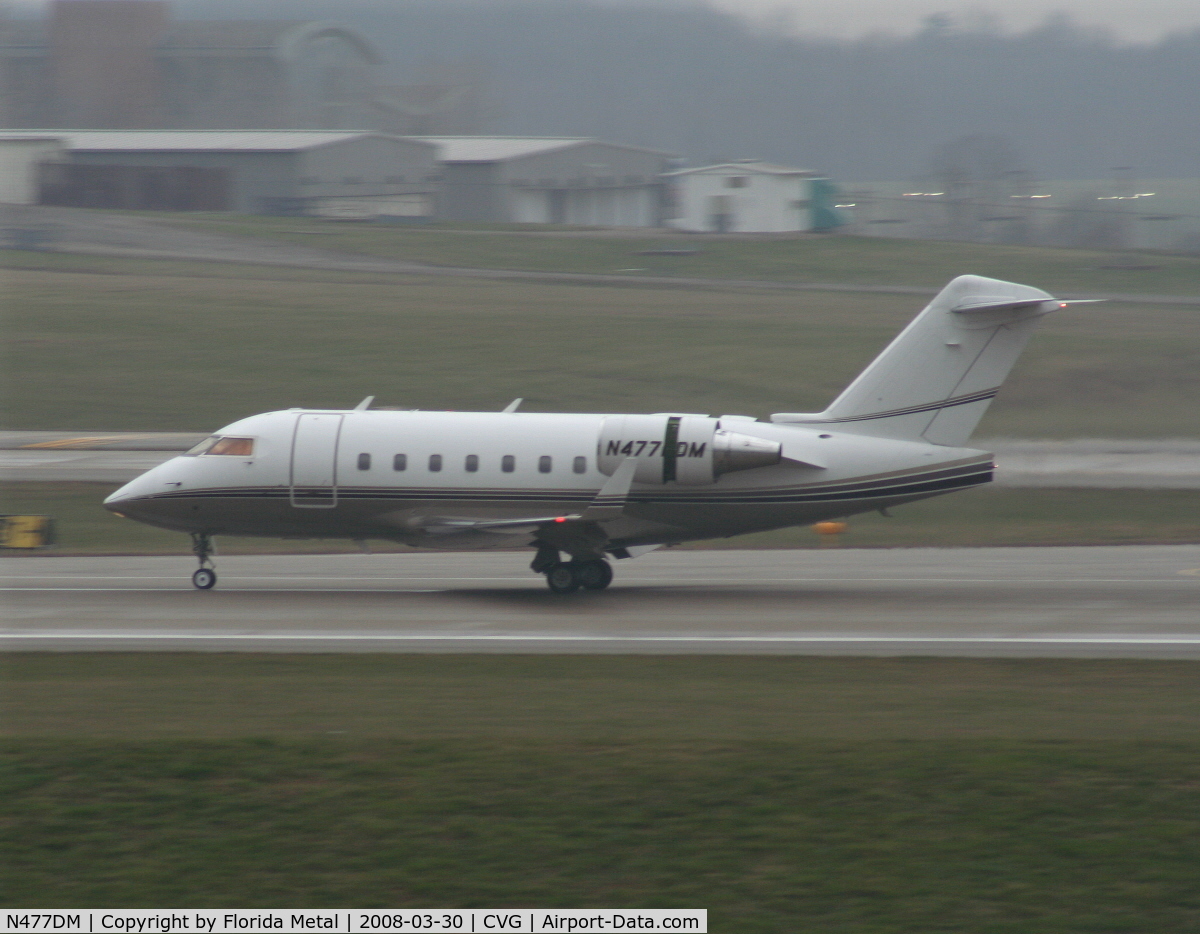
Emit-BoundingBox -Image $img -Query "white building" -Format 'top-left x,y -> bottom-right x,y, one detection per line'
413,137 -> 676,226
0,136 -> 68,204
665,161 -> 844,233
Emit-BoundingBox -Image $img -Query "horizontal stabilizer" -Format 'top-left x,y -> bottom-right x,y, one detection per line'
954,298 -> 1102,315
952,298 -> 1055,315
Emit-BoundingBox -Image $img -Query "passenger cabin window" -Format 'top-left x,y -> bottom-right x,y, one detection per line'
538,456 -> 552,474
187,436 -> 254,457
429,454 -> 443,472
465,454 -> 479,473
501,455 -> 515,473
357,453 -> 371,471
573,456 -> 587,474
393,453 -> 407,471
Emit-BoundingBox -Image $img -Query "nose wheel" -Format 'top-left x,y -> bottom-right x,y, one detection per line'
190,532 -> 217,590
192,567 -> 217,590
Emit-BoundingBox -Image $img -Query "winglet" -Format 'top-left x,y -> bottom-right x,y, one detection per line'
583,458 -> 637,520
354,396 -> 375,411
502,398 -> 523,413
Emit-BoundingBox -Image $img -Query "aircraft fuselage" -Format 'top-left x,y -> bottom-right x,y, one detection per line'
107,408 -> 993,553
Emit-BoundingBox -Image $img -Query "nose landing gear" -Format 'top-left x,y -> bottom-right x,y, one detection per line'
190,532 -> 217,590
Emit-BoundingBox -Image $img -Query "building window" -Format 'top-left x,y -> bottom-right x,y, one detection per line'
501,455 -> 515,473
465,454 -> 479,473
538,456 -> 552,474
573,456 -> 587,474
429,454 -> 442,472
725,176 -> 748,188
357,453 -> 371,471
393,453 -> 407,471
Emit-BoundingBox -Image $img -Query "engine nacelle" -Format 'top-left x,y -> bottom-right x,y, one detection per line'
597,415 -> 781,485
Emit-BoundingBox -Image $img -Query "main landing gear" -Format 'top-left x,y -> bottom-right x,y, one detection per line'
546,559 -> 613,594
532,544 -> 613,594
190,532 -> 217,590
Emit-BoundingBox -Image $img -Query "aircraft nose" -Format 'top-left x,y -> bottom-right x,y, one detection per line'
103,459 -> 185,518
103,482 -> 136,510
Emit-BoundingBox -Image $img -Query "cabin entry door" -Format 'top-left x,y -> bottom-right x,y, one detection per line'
289,413 -> 343,507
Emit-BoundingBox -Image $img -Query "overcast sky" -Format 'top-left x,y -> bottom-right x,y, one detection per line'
7,0 -> 1199,44
705,0 -> 1199,43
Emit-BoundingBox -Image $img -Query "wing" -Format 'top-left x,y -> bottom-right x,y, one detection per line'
409,458 -> 639,536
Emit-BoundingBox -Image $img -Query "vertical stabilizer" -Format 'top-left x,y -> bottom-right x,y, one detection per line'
772,275 -> 1063,446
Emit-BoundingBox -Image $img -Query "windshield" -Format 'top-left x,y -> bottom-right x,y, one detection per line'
183,436 -> 254,456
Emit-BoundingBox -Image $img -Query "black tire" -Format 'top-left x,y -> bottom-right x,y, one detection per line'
545,563 -> 580,594
192,567 -> 217,590
576,559 -> 613,591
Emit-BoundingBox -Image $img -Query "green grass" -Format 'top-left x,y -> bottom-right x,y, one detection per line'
4,483 -> 1198,554
3,655 -> 1200,927
153,213 -> 1200,297
3,252 -> 1198,437
7,654 -> 1200,741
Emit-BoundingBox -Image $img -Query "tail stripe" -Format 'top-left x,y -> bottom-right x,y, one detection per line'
807,387 -> 1000,424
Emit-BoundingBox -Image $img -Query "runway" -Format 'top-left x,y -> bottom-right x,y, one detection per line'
4,546 -> 1199,657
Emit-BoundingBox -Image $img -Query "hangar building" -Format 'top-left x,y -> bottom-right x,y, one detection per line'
416,137 -> 677,227
666,161 -> 845,233
0,129 -> 439,216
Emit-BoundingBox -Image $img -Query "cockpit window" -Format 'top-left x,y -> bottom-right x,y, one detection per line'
183,436 -> 219,456
185,436 -> 255,456
208,437 -> 255,456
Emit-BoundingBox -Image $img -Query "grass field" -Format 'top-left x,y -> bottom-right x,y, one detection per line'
154,214 -> 1200,297
3,654 -> 1199,928
4,482 -> 1199,554
3,251 -> 1198,437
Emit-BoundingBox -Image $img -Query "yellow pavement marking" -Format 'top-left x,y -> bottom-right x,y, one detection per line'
20,436 -> 157,449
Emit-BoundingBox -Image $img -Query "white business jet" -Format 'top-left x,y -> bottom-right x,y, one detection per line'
105,275 -> 1085,592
